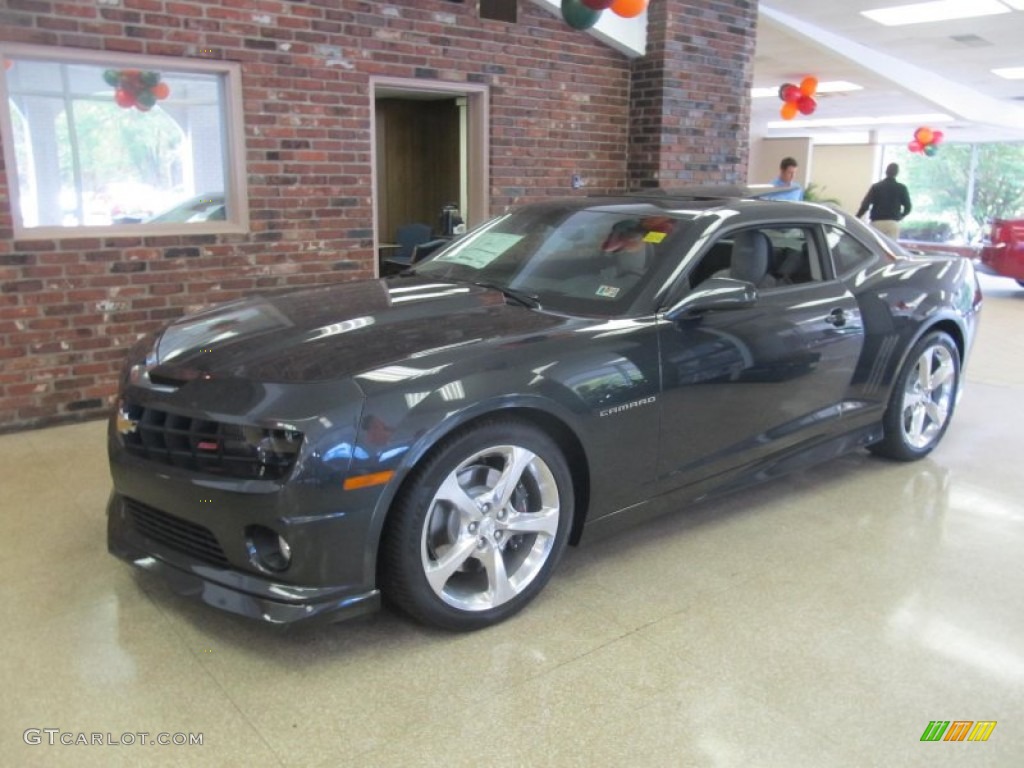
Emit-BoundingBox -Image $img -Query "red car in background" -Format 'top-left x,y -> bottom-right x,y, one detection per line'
979,219 -> 1024,287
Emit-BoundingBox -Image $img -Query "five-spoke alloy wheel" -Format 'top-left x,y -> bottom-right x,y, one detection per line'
870,331 -> 960,461
380,420 -> 573,630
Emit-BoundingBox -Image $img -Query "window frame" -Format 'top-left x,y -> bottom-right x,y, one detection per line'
0,43 -> 248,239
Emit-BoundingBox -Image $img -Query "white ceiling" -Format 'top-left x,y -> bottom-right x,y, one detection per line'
752,1 -> 1024,145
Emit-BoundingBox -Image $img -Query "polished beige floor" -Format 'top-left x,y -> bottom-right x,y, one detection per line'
1,274 -> 1022,767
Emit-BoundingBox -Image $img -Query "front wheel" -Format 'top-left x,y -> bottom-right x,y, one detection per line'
379,419 -> 573,631
869,331 -> 960,461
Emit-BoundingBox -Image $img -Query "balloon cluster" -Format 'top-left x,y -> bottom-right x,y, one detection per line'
778,77 -> 818,120
909,126 -> 943,157
560,0 -> 648,32
103,69 -> 170,112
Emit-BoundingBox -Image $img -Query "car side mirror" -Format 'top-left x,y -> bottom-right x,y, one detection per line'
664,277 -> 757,320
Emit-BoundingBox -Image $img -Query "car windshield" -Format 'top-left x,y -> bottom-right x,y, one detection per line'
412,203 -> 689,316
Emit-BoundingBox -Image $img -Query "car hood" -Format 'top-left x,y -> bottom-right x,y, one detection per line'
149,277 -> 568,384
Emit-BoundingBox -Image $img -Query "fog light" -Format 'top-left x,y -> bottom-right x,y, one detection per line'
245,525 -> 292,572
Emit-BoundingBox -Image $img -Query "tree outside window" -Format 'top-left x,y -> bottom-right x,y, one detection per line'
883,142 -> 1024,244
1,44 -> 246,237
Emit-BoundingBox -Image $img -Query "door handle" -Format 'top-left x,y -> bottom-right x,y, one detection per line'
825,308 -> 847,327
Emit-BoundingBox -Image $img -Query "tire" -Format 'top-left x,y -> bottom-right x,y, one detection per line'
1017,280 -> 1024,288
379,419 -> 574,631
868,331 -> 960,461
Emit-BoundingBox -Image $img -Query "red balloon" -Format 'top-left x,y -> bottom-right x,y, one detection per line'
780,84 -> 801,103
908,140 -> 922,153
581,0 -> 615,8
931,130 -> 944,144
797,95 -> 816,115
114,88 -> 135,108
610,0 -> 648,18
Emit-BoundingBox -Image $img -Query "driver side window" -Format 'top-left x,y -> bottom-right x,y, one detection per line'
688,226 -> 823,291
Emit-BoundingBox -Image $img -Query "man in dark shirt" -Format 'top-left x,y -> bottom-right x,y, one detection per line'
856,163 -> 912,239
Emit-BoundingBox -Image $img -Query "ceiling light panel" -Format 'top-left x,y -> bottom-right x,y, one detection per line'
861,0 -> 1012,26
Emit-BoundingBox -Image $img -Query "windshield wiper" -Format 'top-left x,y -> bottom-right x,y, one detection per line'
471,281 -> 541,309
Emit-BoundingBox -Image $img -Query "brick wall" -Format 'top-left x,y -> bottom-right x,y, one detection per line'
630,0 -> 756,188
0,0 -> 755,432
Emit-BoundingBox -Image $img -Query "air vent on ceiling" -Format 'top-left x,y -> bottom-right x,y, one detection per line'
949,34 -> 993,47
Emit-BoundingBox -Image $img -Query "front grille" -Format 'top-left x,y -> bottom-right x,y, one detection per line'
118,401 -> 302,481
126,498 -> 229,568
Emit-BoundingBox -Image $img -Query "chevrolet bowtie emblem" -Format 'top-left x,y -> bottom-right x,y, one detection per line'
116,406 -> 139,436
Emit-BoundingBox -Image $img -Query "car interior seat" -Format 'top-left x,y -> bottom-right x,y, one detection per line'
611,243 -> 652,277
727,230 -> 776,288
774,242 -> 813,285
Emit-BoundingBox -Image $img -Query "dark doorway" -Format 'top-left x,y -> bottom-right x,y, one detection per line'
374,97 -> 461,242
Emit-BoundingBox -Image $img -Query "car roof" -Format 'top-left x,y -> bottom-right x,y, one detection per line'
531,188 -> 847,225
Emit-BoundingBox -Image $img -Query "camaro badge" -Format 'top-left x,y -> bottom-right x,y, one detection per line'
116,406 -> 139,436
599,396 -> 656,418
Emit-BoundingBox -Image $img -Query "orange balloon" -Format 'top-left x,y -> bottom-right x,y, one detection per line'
152,82 -> 170,100
799,76 -> 818,97
915,127 -> 933,145
780,102 -> 798,120
610,0 -> 648,19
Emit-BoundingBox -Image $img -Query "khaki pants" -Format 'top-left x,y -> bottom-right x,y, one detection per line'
871,220 -> 901,239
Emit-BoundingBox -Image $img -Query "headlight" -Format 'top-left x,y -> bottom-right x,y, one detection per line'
122,331 -> 161,386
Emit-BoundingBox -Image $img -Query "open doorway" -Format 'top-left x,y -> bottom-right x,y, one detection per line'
371,78 -> 488,276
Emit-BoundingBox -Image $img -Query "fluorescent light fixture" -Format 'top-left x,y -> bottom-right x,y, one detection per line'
992,67 -> 1024,79
862,0 -> 1011,26
815,81 -> 865,94
766,112 -> 953,129
751,81 -> 863,98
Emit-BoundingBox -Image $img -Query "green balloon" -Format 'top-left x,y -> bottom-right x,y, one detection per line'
561,0 -> 602,30
102,69 -> 120,87
140,70 -> 160,87
135,88 -> 157,108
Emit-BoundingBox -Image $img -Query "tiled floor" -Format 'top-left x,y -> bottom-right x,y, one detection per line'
2,274 -> 1022,767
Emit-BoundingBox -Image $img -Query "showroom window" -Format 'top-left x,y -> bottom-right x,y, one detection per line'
0,44 -> 248,238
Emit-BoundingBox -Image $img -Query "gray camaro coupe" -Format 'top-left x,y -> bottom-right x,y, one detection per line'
108,189 -> 981,630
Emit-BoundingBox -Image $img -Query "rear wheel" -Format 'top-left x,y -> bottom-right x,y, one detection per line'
380,419 -> 573,631
869,331 -> 960,461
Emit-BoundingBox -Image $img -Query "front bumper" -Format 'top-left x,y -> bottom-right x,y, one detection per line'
107,491 -> 381,625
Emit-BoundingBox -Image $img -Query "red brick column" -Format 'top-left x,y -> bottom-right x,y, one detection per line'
628,0 -> 757,189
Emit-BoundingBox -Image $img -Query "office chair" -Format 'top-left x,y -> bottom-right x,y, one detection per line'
384,223 -> 432,268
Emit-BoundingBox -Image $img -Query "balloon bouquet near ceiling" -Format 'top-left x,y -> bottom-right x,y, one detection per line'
908,126 -> 943,156
560,0 -> 649,30
777,77 -> 819,120
104,69 -> 171,112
